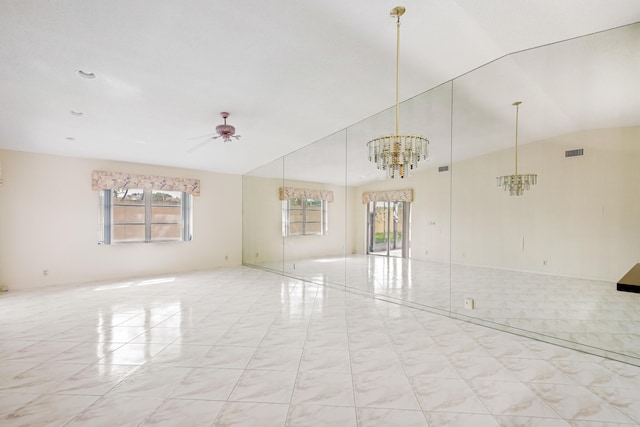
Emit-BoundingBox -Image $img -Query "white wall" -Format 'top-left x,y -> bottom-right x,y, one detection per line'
0,150 -> 242,290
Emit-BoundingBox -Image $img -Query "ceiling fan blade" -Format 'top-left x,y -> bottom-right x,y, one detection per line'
232,135 -> 241,139
187,132 -> 215,141
186,138 -> 212,153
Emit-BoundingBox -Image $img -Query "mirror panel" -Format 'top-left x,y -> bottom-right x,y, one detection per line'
243,23 -> 640,365
242,157 -> 284,274
282,130 -> 347,288
450,23 -> 640,363
345,81 -> 452,313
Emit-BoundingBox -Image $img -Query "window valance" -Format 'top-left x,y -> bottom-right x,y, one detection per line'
362,189 -> 413,204
279,187 -> 334,203
91,170 -> 200,196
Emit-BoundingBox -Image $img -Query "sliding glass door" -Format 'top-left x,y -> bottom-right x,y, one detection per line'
367,201 -> 409,258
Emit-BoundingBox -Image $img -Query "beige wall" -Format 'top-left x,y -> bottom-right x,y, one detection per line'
451,126 -> 640,282
352,166 -> 451,263
242,175 -> 352,268
0,150 -> 242,290
352,126 -> 640,282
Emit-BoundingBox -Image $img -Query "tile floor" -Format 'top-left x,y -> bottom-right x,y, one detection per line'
1,267 -> 640,426
257,255 -> 640,362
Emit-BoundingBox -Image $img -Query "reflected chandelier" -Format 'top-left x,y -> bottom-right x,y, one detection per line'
367,6 -> 429,179
497,101 -> 537,196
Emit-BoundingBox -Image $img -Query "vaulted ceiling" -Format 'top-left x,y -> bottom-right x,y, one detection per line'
1,0 -> 639,177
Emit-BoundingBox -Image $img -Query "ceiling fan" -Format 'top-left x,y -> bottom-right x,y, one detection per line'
187,112 -> 241,153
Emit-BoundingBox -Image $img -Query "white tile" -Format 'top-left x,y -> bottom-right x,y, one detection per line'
495,415 -> 572,426
51,363 -> 138,395
229,369 -> 297,404
291,371 -> 354,406
66,395 -> 162,427
299,348 -> 351,373
356,407 -> 429,427
1,266 -> 640,427
169,367 -> 243,400
107,365 -> 190,398
246,347 -> 302,371
424,412 -> 500,427
286,404 -> 357,427
99,342 -> 168,365
470,380 -> 559,418
214,402 -> 289,427
0,392 -> 38,418
529,383 -> 635,423
140,399 -> 224,426
199,345 -> 256,369
1,394 -> 99,427
353,373 -> 421,410
410,376 -> 489,414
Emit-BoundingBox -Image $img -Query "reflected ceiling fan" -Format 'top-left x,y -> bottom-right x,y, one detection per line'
187,112 -> 241,153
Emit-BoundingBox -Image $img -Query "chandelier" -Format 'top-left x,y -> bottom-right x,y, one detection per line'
497,101 -> 537,196
367,6 -> 429,179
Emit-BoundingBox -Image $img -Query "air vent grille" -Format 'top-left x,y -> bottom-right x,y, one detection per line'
565,148 -> 584,158
438,166 -> 449,172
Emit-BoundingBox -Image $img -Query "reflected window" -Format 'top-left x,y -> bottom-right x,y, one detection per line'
99,188 -> 193,244
282,198 -> 327,236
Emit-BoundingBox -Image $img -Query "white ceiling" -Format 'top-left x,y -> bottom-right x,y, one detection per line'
1,0 -> 639,178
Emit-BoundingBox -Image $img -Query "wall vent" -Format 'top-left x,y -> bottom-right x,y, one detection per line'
438,165 -> 449,172
565,148 -> 584,158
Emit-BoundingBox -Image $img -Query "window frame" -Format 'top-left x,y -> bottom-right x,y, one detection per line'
282,197 -> 328,237
99,188 -> 193,244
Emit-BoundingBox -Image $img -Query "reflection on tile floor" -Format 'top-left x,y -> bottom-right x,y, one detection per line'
257,255 -> 640,362
1,267 -> 639,426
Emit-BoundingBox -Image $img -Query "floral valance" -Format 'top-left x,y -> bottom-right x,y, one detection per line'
362,189 -> 413,204
279,187 -> 334,202
92,170 -> 200,196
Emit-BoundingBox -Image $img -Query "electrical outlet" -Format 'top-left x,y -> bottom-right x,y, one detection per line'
225,255 -> 228,261
543,259 -> 548,266
43,269 -> 49,276
464,298 -> 475,310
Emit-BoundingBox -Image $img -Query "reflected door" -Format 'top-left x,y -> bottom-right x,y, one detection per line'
367,201 -> 409,258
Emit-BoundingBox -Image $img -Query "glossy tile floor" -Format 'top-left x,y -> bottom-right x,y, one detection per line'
259,255 -> 640,362
1,267 -> 640,426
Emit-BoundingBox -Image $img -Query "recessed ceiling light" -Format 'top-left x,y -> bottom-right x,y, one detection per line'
76,70 -> 96,80
70,110 -> 84,116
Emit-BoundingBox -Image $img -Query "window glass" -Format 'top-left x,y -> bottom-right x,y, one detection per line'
99,188 -> 192,244
282,198 -> 327,236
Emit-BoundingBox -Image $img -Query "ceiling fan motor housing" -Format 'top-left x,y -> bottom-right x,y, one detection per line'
215,123 -> 236,138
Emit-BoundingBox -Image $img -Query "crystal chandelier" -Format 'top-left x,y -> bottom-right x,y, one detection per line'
497,101 -> 537,196
367,6 -> 429,179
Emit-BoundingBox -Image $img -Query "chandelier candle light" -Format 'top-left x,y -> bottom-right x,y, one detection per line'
367,6 -> 429,179
497,101 -> 537,196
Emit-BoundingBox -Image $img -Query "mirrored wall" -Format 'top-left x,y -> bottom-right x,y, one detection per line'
243,23 -> 640,365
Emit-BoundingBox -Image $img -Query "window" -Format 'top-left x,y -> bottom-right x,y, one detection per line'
99,188 -> 192,244
282,198 -> 327,236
